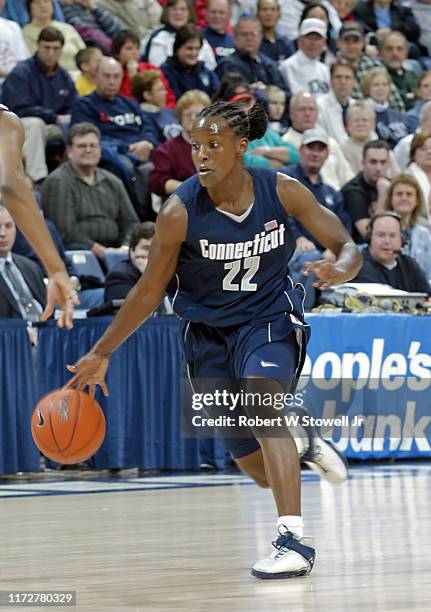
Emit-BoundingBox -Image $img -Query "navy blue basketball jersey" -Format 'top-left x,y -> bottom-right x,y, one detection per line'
168,167 -> 305,326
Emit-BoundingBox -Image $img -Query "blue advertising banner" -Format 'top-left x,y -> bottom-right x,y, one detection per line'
2,313 -> 428,474
304,314 -> 431,459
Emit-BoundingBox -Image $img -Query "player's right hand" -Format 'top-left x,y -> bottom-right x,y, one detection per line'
304,259 -> 347,290
65,351 -> 110,398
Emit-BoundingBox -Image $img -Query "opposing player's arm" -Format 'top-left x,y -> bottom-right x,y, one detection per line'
277,174 -> 362,289
0,110 -> 78,327
0,111 -> 66,276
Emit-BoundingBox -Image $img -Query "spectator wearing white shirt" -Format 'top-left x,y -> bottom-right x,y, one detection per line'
316,59 -> 356,143
406,132 -> 431,226
342,100 -> 400,177
0,0 -> 29,85
280,18 -> 330,98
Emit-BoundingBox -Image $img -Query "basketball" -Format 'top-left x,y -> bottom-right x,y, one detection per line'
31,389 -> 106,465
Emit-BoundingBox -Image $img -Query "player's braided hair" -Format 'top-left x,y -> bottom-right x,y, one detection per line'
197,101 -> 268,141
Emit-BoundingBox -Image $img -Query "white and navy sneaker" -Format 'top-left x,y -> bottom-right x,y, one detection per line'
289,406 -> 349,484
251,527 -> 315,579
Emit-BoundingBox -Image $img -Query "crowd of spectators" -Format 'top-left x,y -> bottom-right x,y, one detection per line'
1,0 -> 431,320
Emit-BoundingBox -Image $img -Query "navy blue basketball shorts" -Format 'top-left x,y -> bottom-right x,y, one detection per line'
181,314 -> 309,459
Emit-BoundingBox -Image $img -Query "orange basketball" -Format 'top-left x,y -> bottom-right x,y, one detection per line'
31,389 -> 106,465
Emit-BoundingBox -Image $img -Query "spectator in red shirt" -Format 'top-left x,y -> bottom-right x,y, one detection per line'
111,29 -> 176,108
149,89 -> 210,197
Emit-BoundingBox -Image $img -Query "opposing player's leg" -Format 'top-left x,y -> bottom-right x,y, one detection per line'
242,337 -> 348,484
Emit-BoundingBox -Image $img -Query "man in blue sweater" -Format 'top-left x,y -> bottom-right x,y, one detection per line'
203,0 -> 235,64
1,26 -> 77,182
283,128 -> 352,309
216,16 -> 290,96
71,56 -> 160,219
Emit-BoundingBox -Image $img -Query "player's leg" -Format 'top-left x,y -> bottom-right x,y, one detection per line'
239,340 -> 315,578
234,448 -> 269,488
182,321 -> 314,578
236,374 -> 302,516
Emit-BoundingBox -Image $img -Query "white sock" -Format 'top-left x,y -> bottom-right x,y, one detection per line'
277,515 -> 304,539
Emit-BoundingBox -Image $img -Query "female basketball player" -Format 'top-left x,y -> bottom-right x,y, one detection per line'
66,102 -> 361,579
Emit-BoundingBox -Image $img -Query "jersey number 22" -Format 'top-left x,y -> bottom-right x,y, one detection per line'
223,256 -> 260,292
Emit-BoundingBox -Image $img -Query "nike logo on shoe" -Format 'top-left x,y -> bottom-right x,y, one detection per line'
260,361 -> 279,368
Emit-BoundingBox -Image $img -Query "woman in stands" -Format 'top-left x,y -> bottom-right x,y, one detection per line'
405,71 -> 431,134
406,132 -> 431,229
382,174 -> 431,281
360,66 -> 409,149
160,25 -> 220,100
342,101 -> 400,177
149,90 -> 210,198
142,0 -> 215,70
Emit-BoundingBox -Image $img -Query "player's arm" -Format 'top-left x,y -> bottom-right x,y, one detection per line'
0,110 -> 78,327
277,174 -> 362,289
66,195 -> 187,396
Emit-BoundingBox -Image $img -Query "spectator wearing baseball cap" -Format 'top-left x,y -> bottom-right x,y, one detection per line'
336,20 -> 405,112
283,127 -> 352,309
279,18 -> 330,97
275,0 -> 341,42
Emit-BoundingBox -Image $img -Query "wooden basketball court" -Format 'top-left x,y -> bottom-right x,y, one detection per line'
1,463 -> 430,611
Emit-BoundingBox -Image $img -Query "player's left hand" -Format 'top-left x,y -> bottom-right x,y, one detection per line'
304,260 -> 347,290
41,270 -> 80,329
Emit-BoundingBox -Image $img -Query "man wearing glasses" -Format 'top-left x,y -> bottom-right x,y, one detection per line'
41,122 -> 139,261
